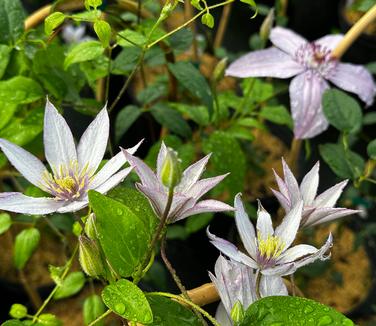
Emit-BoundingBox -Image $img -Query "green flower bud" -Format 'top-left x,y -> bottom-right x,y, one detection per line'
260,8 -> 275,43
230,300 -> 245,325
160,148 -> 182,189
9,303 -> 27,319
212,57 -> 228,83
85,213 -> 98,240
78,236 -> 106,278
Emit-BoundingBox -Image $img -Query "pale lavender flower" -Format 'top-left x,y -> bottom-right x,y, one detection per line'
0,99 -> 141,214
226,27 -> 376,139
208,194 -> 332,276
272,158 -> 359,228
210,255 -> 287,326
122,142 -> 233,223
62,24 -> 93,44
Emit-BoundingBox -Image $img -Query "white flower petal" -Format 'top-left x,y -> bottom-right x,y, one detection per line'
234,193 -> 257,259
44,99 -> 77,170
315,34 -> 344,51
260,275 -> 288,297
0,139 -> 47,189
281,158 -> 301,207
274,201 -> 303,249
90,140 -> 143,189
156,141 -> 168,180
214,303 -> 232,326
329,63 -> 376,106
0,193 -> 64,214
304,207 -> 359,228
176,154 -> 211,193
270,26 -> 307,56
77,106 -> 109,174
136,183 -> 166,218
94,167 -> 133,194
271,189 -> 291,212
225,47 -> 304,79
185,173 -> 229,200
277,244 -> 318,264
256,201 -> 274,240
57,200 -> 88,213
299,161 -> 320,205
290,72 -> 330,139
176,199 -> 234,221
273,169 -> 289,200
313,180 -> 348,208
261,263 -> 296,276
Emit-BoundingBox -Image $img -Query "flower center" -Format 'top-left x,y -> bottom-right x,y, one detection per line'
294,42 -> 337,78
42,161 -> 91,201
257,234 -> 285,268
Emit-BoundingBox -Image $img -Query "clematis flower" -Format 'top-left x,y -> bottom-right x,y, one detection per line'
272,158 -> 359,228
208,194 -> 333,276
62,24 -> 93,44
122,142 -> 233,223
0,100 -> 140,214
226,27 -> 376,139
210,255 -> 287,326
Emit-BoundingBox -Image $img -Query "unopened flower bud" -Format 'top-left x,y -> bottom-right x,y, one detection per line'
85,213 -> 98,239
260,8 -> 275,43
230,300 -> 245,325
213,57 -> 228,83
161,148 -> 182,189
79,236 -> 106,278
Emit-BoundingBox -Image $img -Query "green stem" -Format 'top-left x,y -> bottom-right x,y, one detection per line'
147,0 -> 235,49
148,292 -> 220,326
255,271 -> 261,299
88,309 -> 112,326
32,244 -> 79,323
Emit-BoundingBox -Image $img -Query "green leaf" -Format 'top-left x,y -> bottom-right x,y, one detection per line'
322,89 -> 362,134
203,131 -> 246,198
115,105 -> 142,142
0,45 -> 12,79
367,139 -> 376,160
102,279 -> 153,323
117,29 -> 146,47
37,313 -> 62,326
240,0 -> 257,7
1,320 -> 24,326
319,143 -> 365,180
0,77 -> 43,104
201,12 -> 214,28
85,0 -> 102,10
363,112 -> 376,125
44,12 -> 65,35
53,271 -> 85,300
9,304 -> 27,319
151,103 -> 192,138
64,41 -> 104,69
260,105 -> 293,128
0,213 -> 11,235
83,295 -> 105,326
0,102 -> 17,130
170,103 -> 209,126
240,296 -> 353,326
13,228 -> 40,270
88,191 -> 150,277
146,295 -> 202,325
0,0 -> 25,44
168,62 -> 213,115
169,28 -> 193,53
94,20 -> 111,48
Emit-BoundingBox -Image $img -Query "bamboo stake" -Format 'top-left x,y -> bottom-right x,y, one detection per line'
213,2 -> 233,49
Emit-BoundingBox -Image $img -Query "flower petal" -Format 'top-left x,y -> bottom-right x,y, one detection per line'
270,26 -> 307,56
44,99 -> 77,170
176,199 -> 234,221
256,201 -> 274,240
303,207 -> 359,228
271,189 -> 290,212
185,173 -> 229,200
214,303 -> 232,326
299,161 -> 320,206
176,154 -> 211,193
94,167 -> 133,194
274,200 -> 303,249
122,148 -> 159,188
261,263 -> 296,276
313,180 -> 348,208
156,141 -> 168,180
277,244 -> 318,264
290,72 -> 330,139
225,47 -> 304,79
136,183 -> 167,218
281,158 -> 302,206
315,34 -> 344,51
0,193 -> 64,214
90,140 -> 142,189
329,63 -> 376,106
77,106 -> 109,174
260,275 -> 288,297
207,228 -> 259,269
0,138 -> 47,188
57,200 -> 88,213
234,193 -> 257,259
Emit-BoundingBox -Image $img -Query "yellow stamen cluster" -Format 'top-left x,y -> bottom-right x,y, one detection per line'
257,234 -> 285,259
